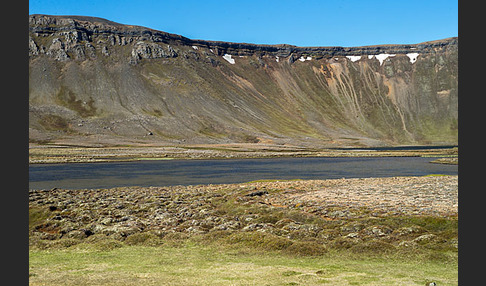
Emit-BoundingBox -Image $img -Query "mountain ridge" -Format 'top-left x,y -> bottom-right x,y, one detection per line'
29,14 -> 456,56
29,14 -> 458,148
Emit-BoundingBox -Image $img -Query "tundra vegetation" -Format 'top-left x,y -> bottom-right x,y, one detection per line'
30,176 -> 458,285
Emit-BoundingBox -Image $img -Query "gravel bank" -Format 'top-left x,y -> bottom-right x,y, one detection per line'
28,144 -> 458,164
267,176 -> 458,217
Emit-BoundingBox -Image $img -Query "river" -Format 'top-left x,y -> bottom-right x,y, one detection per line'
29,156 -> 458,190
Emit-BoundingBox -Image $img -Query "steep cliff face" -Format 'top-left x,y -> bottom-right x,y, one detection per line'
29,15 -> 458,147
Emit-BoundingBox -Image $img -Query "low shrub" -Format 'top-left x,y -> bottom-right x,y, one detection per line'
330,237 -> 360,250
80,234 -> 124,251
193,230 -> 233,245
51,238 -> 82,249
125,232 -> 164,246
29,206 -> 52,230
284,240 -> 327,256
91,239 -> 124,251
163,231 -> 190,241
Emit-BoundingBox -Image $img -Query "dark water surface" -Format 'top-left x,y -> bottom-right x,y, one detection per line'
29,157 -> 457,190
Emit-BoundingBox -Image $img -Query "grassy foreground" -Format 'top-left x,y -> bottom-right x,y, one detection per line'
29,243 -> 457,286
29,177 -> 457,285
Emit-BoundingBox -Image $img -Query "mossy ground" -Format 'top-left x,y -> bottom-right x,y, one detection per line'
29,177 -> 457,285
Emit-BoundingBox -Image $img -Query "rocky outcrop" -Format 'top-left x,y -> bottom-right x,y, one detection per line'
29,14 -> 456,63
29,14 -> 458,147
130,42 -> 178,63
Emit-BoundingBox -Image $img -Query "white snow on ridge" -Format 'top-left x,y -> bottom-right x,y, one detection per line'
368,55 -> 374,59
192,45 -> 198,50
222,54 -> 235,64
346,55 -> 361,62
406,52 -> 419,64
276,56 -> 279,62
298,56 -> 312,62
375,53 -> 396,66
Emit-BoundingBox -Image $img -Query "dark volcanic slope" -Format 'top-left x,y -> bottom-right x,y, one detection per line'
29,14 -> 458,147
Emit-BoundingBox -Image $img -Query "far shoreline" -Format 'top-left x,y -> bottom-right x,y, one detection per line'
29,143 -> 458,165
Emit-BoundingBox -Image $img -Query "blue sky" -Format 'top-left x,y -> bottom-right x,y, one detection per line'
29,0 -> 458,47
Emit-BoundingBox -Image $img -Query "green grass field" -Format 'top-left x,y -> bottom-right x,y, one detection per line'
29,242 -> 457,286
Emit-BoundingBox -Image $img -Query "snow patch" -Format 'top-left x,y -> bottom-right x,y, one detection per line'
406,52 -> 419,64
346,55 -> 361,62
222,54 -> 235,64
276,56 -> 279,62
368,55 -> 374,59
192,45 -> 198,50
375,53 -> 396,66
298,56 -> 312,62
